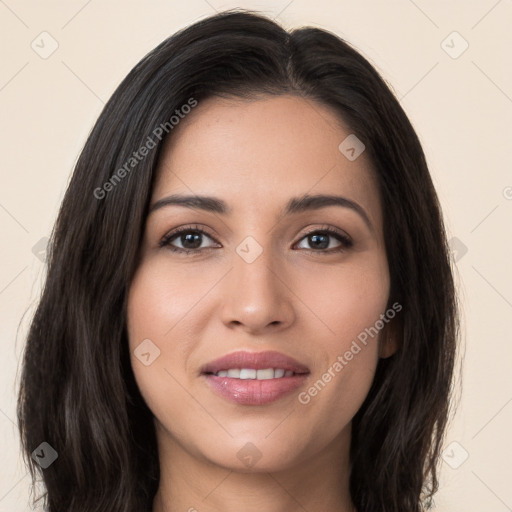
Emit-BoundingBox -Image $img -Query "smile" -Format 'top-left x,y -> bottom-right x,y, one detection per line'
208,368 -> 296,379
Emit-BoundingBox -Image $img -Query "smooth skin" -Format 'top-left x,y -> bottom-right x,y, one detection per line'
127,95 -> 397,512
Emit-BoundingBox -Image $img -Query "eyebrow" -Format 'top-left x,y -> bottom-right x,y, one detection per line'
149,193 -> 373,231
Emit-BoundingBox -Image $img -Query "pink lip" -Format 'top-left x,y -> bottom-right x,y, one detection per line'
200,350 -> 310,406
203,374 -> 309,405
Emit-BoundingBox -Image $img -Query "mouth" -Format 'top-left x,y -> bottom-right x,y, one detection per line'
204,368 -> 302,379
200,350 -> 310,405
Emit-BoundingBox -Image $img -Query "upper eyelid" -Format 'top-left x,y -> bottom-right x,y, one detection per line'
160,225 -> 219,245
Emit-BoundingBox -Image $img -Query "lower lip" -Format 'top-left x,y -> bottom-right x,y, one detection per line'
202,373 -> 309,405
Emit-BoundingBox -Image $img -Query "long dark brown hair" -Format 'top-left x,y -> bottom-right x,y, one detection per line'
17,9 -> 459,512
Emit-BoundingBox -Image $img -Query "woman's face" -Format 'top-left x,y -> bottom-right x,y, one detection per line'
127,94 -> 392,472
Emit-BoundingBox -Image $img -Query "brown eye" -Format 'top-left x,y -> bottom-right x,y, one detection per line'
295,228 -> 353,254
159,226 -> 220,254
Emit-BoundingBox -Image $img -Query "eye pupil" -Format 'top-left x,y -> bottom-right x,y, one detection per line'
181,232 -> 202,249
309,233 -> 329,249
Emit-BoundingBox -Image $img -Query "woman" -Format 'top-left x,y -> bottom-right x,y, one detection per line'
17,9 -> 459,512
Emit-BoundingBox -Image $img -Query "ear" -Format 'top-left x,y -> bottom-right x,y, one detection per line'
378,318 -> 401,359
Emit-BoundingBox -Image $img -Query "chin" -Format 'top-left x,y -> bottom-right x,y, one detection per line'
195,436 -> 309,473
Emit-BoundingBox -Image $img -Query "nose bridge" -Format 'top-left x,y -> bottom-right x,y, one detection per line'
235,240 -> 277,294
220,238 -> 294,331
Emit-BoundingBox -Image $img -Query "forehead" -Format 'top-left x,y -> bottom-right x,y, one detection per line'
153,95 -> 382,227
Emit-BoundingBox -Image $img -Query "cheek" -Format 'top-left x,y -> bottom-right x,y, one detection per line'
297,253 -> 390,345
126,263 -> 183,406
293,256 -> 389,415
125,260 -> 220,416
127,259 -> 221,349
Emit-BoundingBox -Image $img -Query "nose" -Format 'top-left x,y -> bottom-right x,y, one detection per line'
219,245 -> 295,335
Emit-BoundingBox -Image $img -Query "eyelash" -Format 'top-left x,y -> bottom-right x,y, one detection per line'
159,224 -> 353,256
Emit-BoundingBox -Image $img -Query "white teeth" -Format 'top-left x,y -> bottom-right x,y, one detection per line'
256,368 -> 274,380
214,368 -> 293,379
240,369 -> 256,379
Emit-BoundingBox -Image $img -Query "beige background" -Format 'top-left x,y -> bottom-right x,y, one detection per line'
1,1 -> 511,510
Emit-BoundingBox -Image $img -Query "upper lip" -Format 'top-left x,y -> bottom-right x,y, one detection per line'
200,350 -> 310,374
